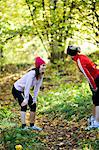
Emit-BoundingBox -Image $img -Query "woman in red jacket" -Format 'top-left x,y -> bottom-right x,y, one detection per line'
66,46 -> 99,129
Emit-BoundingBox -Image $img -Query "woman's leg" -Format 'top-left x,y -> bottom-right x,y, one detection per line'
96,106 -> 99,122
12,86 -> 27,128
30,111 -> 36,126
28,95 -> 42,130
28,94 -> 36,126
92,104 -> 95,117
94,77 -> 99,122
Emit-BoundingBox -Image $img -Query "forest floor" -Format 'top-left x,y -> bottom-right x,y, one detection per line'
0,61 -> 99,150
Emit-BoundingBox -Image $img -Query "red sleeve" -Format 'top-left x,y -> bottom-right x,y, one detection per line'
77,58 -> 97,91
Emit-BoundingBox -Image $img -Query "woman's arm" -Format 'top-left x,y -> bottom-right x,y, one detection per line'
21,71 -> 35,107
32,77 -> 43,103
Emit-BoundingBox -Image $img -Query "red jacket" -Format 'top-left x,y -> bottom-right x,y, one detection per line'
73,54 -> 99,91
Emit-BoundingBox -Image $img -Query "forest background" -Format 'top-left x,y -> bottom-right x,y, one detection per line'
0,0 -> 99,150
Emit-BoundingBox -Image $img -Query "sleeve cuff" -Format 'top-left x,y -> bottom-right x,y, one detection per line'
32,97 -> 37,103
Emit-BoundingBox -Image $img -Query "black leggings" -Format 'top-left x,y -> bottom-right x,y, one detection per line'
91,76 -> 99,106
12,86 -> 36,112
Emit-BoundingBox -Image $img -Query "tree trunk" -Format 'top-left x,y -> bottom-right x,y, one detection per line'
50,50 -> 65,63
0,47 -> 4,71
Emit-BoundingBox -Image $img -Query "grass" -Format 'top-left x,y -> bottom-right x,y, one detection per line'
0,128 -> 47,150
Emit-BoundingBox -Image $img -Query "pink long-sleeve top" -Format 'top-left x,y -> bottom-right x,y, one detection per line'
14,70 -> 43,103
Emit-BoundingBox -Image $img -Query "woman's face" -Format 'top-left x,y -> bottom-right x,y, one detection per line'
39,64 -> 46,74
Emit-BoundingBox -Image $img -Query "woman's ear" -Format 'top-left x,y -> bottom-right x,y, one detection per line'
77,47 -> 81,53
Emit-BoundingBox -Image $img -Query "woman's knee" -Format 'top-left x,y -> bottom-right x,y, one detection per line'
21,105 -> 27,112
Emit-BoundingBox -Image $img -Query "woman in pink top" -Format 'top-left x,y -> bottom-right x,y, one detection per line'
12,57 -> 46,130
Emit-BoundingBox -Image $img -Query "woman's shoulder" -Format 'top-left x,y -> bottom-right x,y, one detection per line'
28,69 -> 36,77
78,54 -> 88,60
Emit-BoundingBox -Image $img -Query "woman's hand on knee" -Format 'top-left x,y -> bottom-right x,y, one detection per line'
21,99 -> 28,106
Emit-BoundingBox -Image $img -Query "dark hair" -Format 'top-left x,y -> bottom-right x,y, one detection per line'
33,68 -> 40,79
67,46 -> 80,56
28,68 -> 40,80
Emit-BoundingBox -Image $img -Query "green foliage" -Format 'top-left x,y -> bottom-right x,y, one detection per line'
0,107 -> 46,150
0,107 -> 14,119
0,106 -> 17,130
0,0 -> 99,67
0,128 -> 46,150
89,51 -> 99,64
38,80 -> 92,120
